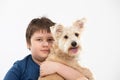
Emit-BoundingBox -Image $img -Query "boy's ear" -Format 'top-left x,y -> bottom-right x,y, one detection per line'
50,24 -> 63,38
73,18 -> 86,29
27,42 -> 31,50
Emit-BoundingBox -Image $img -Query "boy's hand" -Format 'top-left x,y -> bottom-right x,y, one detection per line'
40,61 -> 59,77
76,77 -> 88,80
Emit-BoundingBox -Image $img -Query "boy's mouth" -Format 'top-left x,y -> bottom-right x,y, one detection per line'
41,49 -> 50,53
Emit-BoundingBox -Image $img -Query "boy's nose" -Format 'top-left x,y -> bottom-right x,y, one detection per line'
43,41 -> 49,46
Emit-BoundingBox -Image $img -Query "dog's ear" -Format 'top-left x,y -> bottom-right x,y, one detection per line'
50,24 -> 63,38
73,18 -> 86,29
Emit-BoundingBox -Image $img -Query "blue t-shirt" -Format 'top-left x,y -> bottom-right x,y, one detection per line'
3,54 -> 40,80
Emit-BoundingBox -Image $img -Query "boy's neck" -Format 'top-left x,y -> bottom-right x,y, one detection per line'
32,56 -> 45,65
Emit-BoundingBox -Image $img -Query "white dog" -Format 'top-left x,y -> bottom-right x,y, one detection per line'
38,18 -> 94,80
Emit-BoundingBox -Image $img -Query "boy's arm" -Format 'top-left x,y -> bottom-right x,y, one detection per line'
40,61 -> 88,80
56,63 -> 88,80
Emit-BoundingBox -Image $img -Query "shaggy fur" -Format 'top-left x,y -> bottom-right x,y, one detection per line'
38,18 -> 94,80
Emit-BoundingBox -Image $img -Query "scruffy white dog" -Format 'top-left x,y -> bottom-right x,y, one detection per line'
38,18 -> 94,80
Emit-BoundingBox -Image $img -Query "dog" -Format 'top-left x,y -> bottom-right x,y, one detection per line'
38,18 -> 94,80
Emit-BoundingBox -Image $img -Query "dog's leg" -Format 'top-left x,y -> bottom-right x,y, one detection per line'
70,64 -> 94,80
78,68 -> 94,80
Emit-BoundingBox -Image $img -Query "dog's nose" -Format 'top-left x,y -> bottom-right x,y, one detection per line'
71,41 -> 77,47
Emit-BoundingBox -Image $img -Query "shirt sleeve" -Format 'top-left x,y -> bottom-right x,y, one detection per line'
3,61 -> 22,80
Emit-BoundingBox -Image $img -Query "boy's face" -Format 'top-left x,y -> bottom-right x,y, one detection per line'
27,30 -> 54,62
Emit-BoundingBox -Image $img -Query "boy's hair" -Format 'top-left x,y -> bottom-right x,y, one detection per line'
26,17 -> 55,44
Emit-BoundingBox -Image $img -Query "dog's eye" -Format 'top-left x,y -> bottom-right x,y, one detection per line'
64,35 -> 68,39
75,33 -> 79,37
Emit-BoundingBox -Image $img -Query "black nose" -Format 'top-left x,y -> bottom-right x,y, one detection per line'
71,41 -> 77,47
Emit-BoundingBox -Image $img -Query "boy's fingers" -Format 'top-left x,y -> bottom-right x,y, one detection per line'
76,77 -> 88,80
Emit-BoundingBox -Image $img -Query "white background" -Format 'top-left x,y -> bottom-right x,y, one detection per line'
0,0 -> 120,80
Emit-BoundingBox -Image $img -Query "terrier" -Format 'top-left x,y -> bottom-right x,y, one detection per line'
38,18 -> 94,80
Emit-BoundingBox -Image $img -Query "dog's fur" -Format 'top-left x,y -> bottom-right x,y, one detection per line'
38,18 -> 94,80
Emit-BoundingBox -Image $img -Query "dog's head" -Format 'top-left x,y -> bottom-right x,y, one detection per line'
50,18 -> 86,57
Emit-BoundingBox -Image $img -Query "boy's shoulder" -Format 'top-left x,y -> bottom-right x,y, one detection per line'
13,54 -> 39,72
12,55 -> 32,73
16,54 -> 39,79
5,55 -> 40,79
14,54 -> 31,67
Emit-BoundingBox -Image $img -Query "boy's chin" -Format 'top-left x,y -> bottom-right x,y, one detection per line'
41,55 -> 48,59
37,54 -> 48,62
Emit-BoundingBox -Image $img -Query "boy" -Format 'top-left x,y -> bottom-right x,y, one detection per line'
4,17 -> 87,80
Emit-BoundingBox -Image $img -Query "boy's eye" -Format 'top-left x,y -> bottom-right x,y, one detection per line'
47,38 -> 54,42
37,39 -> 42,41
